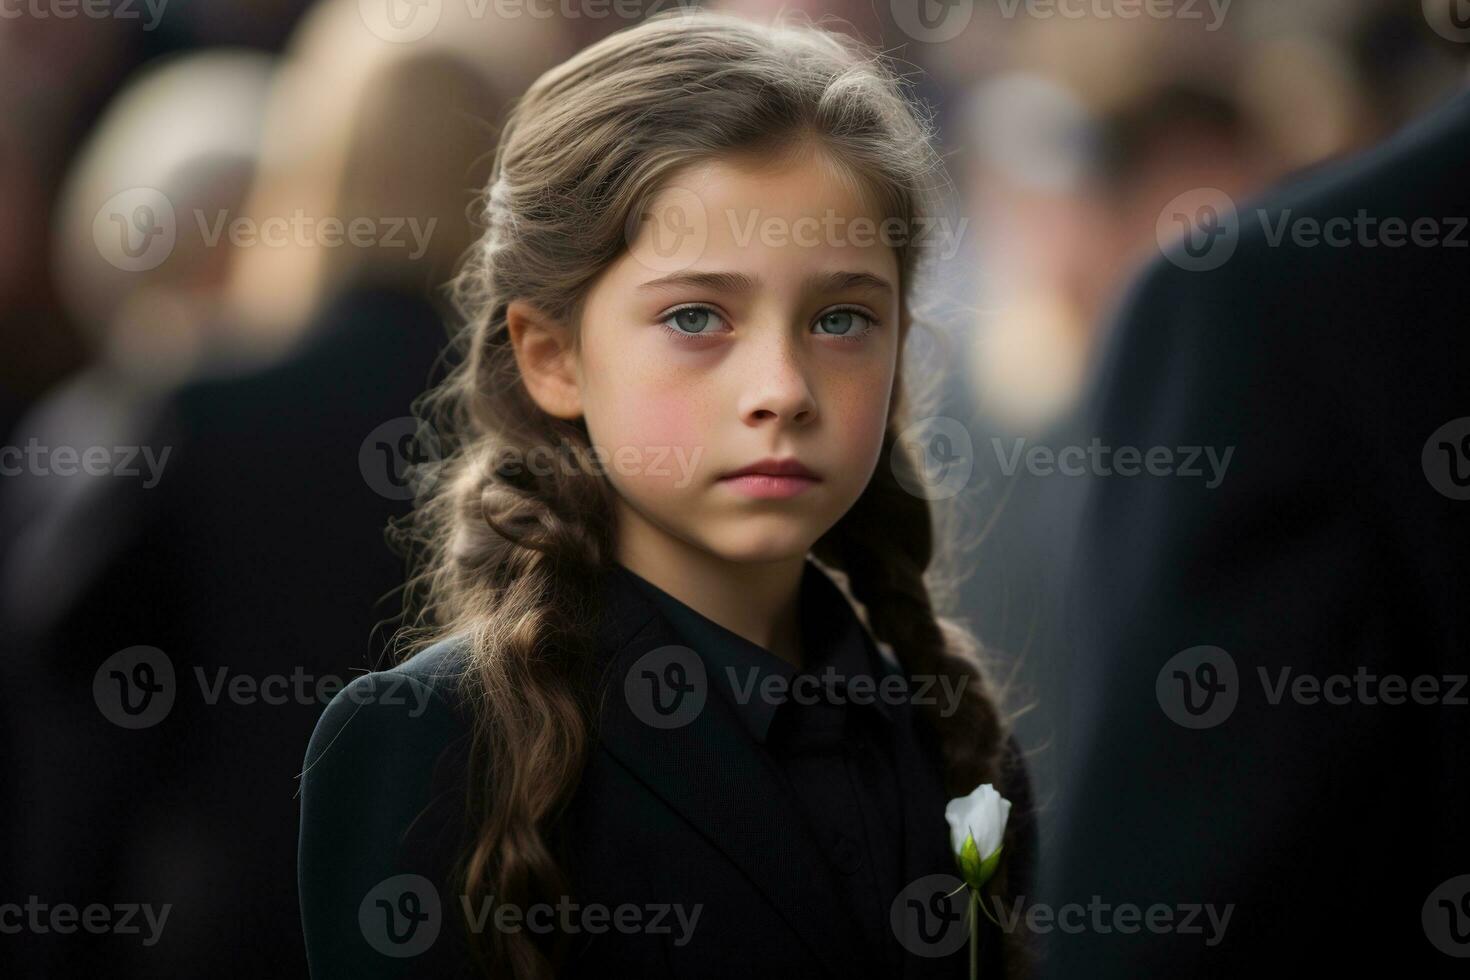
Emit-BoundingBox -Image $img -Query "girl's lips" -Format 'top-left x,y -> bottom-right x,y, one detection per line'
718,456 -> 819,480
717,473 -> 820,499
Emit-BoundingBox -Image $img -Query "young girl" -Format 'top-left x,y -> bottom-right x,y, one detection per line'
298,10 -> 1036,979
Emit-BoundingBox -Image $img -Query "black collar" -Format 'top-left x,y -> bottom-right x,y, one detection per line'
609,558 -> 898,743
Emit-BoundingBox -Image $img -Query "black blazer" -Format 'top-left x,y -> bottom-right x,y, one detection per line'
1039,87 -> 1470,977
298,560 -> 1038,978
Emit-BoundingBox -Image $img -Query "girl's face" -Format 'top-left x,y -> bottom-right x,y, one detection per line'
527,151 -> 902,568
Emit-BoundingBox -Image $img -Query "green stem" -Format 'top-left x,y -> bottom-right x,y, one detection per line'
970,890 -> 979,980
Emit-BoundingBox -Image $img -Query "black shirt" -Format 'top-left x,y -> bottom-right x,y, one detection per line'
615,558 -> 935,977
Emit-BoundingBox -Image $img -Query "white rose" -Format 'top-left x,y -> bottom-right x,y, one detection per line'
945,782 -> 1011,890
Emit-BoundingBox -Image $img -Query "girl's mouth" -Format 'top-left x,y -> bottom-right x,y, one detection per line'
716,471 -> 821,499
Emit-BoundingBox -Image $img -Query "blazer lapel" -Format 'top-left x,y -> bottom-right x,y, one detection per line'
589,566 -> 873,980
889,699 -> 971,979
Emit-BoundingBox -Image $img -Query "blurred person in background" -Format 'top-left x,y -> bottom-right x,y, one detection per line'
1,49 -> 275,631
1038,26 -> 1470,979
0,13 -> 132,451
0,1 -> 574,974
0,8 -> 173,958
0,48 -> 273,974
0,0 -> 286,446
0,111 -> 79,448
954,0 -> 1465,438
926,0 -> 1470,829
933,8 -> 1274,828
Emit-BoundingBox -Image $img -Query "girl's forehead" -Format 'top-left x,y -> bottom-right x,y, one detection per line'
662,151 -> 886,214
616,162 -> 901,286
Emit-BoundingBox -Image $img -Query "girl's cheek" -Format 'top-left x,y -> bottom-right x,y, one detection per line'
590,379 -> 712,491
622,378 -> 706,451
830,368 -> 894,456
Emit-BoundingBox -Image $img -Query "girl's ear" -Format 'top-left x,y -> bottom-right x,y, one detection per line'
506,299 -> 583,420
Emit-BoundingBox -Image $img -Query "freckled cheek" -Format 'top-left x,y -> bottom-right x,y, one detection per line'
822,365 -> 894,477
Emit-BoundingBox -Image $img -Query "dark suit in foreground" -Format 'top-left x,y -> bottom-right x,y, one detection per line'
1038,87 -> 1470,977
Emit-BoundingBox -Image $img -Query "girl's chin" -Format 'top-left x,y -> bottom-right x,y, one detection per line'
695,523 -> 827,565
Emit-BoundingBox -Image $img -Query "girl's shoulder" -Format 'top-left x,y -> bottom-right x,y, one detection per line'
302,635 -> 474,776
298,636 -> 479,975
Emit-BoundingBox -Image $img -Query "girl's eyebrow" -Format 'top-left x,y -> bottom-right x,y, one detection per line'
638,270 -> 894,297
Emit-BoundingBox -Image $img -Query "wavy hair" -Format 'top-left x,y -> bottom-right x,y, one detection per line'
391,10 -> 1027,978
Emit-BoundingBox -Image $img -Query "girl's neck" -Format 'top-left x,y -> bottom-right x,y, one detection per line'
614,504 -> 807,668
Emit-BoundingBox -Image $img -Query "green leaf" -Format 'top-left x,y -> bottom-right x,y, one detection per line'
956,830 -> 1005,891
974,844 -> 1004,889
957,832 -> 983,887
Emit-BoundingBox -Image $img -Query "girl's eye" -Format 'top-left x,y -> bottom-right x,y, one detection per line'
658,305 -> 879,341
661,305 -> 725,338
813,308 -> 877,340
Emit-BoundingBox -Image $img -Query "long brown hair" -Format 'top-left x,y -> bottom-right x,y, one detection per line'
392,9 -> 1025,977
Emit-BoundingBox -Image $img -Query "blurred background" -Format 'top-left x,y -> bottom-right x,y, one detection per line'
1,0 -> 1466,974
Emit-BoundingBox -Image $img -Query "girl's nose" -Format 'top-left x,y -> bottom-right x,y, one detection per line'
737,332 -> 817,426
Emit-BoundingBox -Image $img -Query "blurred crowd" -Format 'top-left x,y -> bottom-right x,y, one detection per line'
1,0 -> 1466,974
